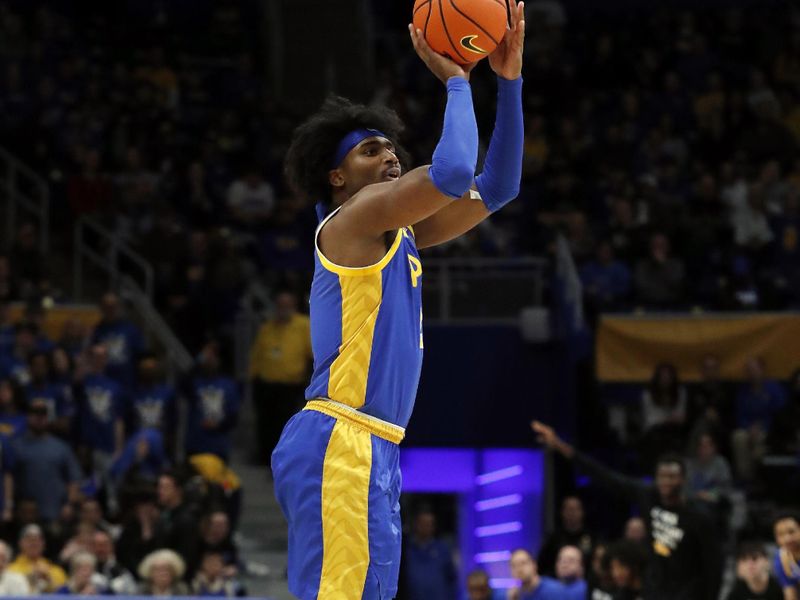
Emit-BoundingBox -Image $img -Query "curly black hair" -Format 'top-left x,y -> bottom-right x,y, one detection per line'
284,96 -> 410,204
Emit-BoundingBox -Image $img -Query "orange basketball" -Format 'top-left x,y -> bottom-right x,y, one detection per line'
412,0 -> 509,65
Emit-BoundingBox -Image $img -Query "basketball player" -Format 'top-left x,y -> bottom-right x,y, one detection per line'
271,3 -> 525,598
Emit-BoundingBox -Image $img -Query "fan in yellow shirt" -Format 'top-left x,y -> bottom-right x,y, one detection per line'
8,525 -> 66,593
249,289 -> 312,464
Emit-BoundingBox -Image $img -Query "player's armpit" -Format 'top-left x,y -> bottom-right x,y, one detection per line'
412,187 -> 490,249
334,165 -> 460,238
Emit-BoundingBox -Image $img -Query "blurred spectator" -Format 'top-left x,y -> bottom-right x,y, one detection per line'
464,569 -> 505,600
11,399 -> 81,523
685,432 -> 733,509
0,539 -> 29,595
55,550 -> 106,595
184,341 -> 240,461
91,292 -> 145,386
537,495 -> 595,576
25,351 -> 70,437
640,363 -> 688,467
137,548 -> 189,596
154,472 -> 200,563
623,517 -> 647,545
77,498 -> 116,538
726,542 -> 782,600
130,354 -> 176,447
768,368 -> 800,455
687,354 -> 735,452
8,524 -> 66,593
587,543 -> 613,597
57,319 -> 88,360
249,289 -> 312,464
532,421 -> 723,600
634,233 -> 686,308
0,378 -> 26,438
606,540 -> 648,600
404,509 -> 456,600
117,495 -> 160,575
731,356 -> 787,481
74,343 -> 125,510
58,521 -> 95,564
187,510 -> 239,578
580,240 -> 632,315
0,322 -> 37,386
226,167 -> 276,228
92,529 -> 138,595
191,550 -> 245,597
110,428 -> 168,488
555,545 -> 587,599
773,513 -> 800,596
508,548 -> 562,600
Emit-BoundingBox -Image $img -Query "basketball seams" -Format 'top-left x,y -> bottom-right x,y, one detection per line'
424,0 -> 433,38
449,0 -> 502,46
437,0 -> 469,63
413,0 -> 430,15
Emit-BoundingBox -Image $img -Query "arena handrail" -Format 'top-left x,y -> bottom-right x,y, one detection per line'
0,145 -> 50,255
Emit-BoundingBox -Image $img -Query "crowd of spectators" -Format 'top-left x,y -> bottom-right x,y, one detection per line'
0,292 -> 246,596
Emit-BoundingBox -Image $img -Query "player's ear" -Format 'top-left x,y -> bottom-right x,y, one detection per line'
328,169 -> 345,189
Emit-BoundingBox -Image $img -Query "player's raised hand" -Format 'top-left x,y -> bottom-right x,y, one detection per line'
488,0 -> 525,80
409,25 -> 477,84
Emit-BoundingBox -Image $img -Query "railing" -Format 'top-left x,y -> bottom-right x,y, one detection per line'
73,217 -> 155,301
234,281 -> 274,380
554,235 -> 586,336
0,146 -> 50,254
422,257 -> 549,324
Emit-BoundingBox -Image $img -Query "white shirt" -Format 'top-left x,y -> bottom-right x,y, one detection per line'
0,570 -> 31,595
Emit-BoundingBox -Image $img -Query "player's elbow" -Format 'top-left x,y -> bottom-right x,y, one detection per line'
428,161 -> 475,199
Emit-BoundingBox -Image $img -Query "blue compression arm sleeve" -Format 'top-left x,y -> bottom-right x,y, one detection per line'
475,76 -> 524,212
428,77 -> 479,199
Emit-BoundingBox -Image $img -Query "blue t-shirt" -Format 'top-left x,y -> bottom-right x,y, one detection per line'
12,433 -> 82,521
560,579 -> 588,600
775,548 -> 800,589
185,375 -> 240,459
0,413 -> 27,438
520,577 -> 565,600
0,355 -> 30,386
91,319 -> 145,386
25,382 -> 70,422
405,539 -> 456,600
78,374 -> 123,453
130,383 -> 176,432
736,381 -> 786,429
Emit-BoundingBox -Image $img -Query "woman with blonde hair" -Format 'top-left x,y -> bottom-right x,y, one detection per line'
138,549 -> 189,596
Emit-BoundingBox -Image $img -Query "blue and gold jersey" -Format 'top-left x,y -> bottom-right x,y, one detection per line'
306,207 -> 424,429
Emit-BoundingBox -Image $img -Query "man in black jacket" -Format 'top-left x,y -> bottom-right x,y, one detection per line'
532,421 -> 722,600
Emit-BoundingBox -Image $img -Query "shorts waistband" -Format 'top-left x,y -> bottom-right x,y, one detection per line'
304,399 -> 405,444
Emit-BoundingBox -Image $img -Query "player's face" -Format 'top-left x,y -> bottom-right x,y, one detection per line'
775,518 -> 800,553
339,137 -> 401,193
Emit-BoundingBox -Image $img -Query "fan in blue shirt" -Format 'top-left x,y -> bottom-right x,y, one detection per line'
405,510 -> 457,600
91,292 -> 145,387
76,344 -> 125,457
0,322 -> 38,386
555,546 -> 589,600
25,351 -> 73,437
0,378 -> 28,438
184,342 -> 240,461
130,354 -> 176,435
510,549 -> 568,600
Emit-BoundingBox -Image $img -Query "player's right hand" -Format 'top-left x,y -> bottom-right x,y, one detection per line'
409,25 -> 477,84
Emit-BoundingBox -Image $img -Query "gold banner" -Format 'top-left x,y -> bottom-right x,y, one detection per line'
596,314 -> 800,382
7,303 -> 101,342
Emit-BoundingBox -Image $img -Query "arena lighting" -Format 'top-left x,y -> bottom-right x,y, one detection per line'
475,493 -> 523,511
475,521 -> 523,537
475,464 -> 523,485
474,550 -> 512,563
400,448 -> 544,590
489,578 -> 520,589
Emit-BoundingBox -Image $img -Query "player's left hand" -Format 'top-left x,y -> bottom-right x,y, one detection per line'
488,0 -> 525,80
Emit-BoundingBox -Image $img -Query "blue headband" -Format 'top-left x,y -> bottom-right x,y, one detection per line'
330,128 -> 389,169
